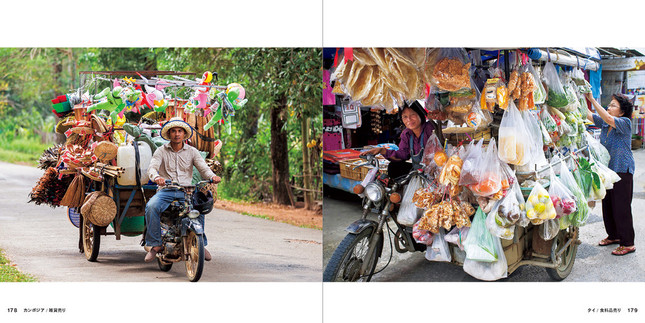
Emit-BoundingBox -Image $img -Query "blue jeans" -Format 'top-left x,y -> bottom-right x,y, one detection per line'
144,188 -> 207,247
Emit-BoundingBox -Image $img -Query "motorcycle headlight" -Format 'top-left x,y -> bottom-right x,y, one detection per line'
188,210 -> 201,219
364,182 -> 385,202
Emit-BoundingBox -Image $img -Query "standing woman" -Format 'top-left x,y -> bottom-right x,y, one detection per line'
584,92 -> 636,255
360,101 -> 434,179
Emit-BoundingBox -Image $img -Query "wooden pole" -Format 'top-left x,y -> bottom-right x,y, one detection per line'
301,116 -> 313,210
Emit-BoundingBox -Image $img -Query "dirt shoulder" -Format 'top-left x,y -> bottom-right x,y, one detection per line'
214,199 -> 322,230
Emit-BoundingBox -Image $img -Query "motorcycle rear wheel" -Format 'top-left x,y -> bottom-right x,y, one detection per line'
185,231 -> 205,282
323,228 -> 382,282
82,216 -> 101,262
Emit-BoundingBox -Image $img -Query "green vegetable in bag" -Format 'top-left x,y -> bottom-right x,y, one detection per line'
560,159 -> 589,227
464,207 -> 497,262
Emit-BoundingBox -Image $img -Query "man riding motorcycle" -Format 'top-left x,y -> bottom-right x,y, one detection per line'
144,117 -> 221,262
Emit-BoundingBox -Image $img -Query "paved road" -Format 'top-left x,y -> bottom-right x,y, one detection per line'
0,162 -> 322,282
323,149 -> 645,282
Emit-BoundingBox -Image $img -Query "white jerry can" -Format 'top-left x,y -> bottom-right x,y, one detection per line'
116,142 -> 152,186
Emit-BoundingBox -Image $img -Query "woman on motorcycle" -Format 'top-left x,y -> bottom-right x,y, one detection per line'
360,100 -> 434,178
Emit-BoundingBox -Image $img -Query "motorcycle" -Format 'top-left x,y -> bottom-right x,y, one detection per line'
152,179 -> 214,282
323,154 -> 428,282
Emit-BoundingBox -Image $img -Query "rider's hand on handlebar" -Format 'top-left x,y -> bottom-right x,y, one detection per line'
211,175 -> 222,184
359,147 -> 385,157
154,177 -> 166,186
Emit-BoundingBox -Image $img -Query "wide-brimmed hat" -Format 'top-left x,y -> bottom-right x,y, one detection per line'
161,117 -> 193,140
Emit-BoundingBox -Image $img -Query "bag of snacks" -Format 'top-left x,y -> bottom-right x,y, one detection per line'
525,182 -> 556,225
425,228 -> 451,262
539,218 -> 560,241
445,226 -> 469,250
498,101 -> 530,165
425,48 -> 472,93
548,168 -> 577,218
485,194 -> 518,240
459,139 -> 484,186
543,61 -> 569,108
413,218 -> 434,246
527,62 -> 546,104
464,207 -> 497,262
468,138 -> 503,197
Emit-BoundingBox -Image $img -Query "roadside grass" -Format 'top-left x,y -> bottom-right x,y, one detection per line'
0,249 -> 37,282
0,137 -> 50,167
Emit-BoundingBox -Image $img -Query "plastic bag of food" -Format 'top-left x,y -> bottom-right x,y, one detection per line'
425,228 -> 451,262
560,160 -> 590,226
513,181 -> 530,227
464,207 -> 497,262
413,218 -> 434,246
397,175 -> 425,226
485,196 -> 517,240
498,101 -> 530,165
525,182 -> 556,225
468,138 -> 503,197
548,169 -> 577,218
527,62 -> 546,104
424,85 -> 448,121
521,109 -> 548,168
516,64 -> 537,111
421,133 -> 443,167
539,218 -> 560,241
463,234 -> 507,281
572,68 -> 592,93
543,61 -> 569,108
592,157 -> 621,190
584,131 -> 610,167
445,226 -> 469,250
459,139 -> 484,186
425,48 -> 472,93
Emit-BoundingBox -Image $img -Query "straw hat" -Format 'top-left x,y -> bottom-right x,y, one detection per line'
93,141 -> 118,163
161,117 -> 193,140
81,191 -> 116,227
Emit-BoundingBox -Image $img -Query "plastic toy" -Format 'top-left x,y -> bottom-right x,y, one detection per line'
87,87 -> 125,123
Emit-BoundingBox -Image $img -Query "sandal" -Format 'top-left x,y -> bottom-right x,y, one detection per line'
612,246 -> 636,256
599,238 -> 620,246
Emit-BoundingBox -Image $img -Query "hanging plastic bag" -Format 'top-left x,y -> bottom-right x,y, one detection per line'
498,101 -> 530,165
445,226 -> 469,250
413,218 -> 434,246
459,139 -> 484,186
572,68 -> 592,93
548,168 -> 577,218
421,133 -> 443,175
485,197 -> 517,240
584,131 -> 610,167
521,109 -> 548,168
425,228 -> 451,262
425,48 -> 472,93
463,234 -> 507,281
425,85 -> 448,121
543,61 -> 569,108
468,138 -> 503,197
525,182 -> 556,225
513,181 -> 530,227
527,62 -> 546,104
539,218 -> 560,241
464,207 -> 497,262
593,157 -> 621,190
560,159 -> 590,227
397,175 -> 425,226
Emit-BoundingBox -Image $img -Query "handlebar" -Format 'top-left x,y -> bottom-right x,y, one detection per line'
161,179 -> 213,190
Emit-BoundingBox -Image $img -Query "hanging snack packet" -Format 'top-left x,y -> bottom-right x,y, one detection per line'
425,48 -> 472,93
543,61 -> 569,108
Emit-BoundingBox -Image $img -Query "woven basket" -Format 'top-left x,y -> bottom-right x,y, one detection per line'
94,141 -> 118,163
81,191 -> 116,227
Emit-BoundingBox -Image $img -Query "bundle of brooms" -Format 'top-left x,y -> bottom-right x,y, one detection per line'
28,167 -> 74,207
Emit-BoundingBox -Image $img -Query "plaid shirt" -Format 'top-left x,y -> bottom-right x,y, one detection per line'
148,142 -> 215,186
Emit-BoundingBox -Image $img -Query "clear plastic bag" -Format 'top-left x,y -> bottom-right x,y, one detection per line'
559,159 -> 590,227
413,218 -> 434,246
592,156 -> 621,190
540,105 -> 560,144
543,61 -> 569,108
445,226 -> 469,250
539,218 -> 560,241
421,133 -> 443,169
572,68 -> 592,93
468,138 -> 503,197
425,48 -> 472,93
464,207 -> 497,262
584,131 -> 610,167
525,182 -> 556,225
425,228 -> 451,262
527,62 -> 546,104
548,168 -> 577,218
459,139 -> 484,186
513,181 -> 530,227
521,109 -> 549,168
486,197 -> 516,240
397,175 -> 425,226
463,234 -> 507,281
498,101 -> 530,165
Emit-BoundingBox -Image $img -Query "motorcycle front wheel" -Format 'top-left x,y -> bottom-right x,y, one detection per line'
185,231 -> 205,282
323,228 -> 383,282
81,216 -> 101,262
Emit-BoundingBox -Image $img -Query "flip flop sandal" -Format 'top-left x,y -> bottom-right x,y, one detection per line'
599,238 -> 620,246
612,246 -> 636,256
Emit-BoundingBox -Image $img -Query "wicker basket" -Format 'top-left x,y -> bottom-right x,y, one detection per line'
443,126 -> 492,146
339,159 -> 365,181
81,191 -> 117,227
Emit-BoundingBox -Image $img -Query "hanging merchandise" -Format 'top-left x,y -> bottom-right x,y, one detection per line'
413,218 -> 434,246
498,101 -> 530,165
584,131 -> 610,166
548,168 -> 577,218
525,182 -> 556,225
397,175 -> 426,226
467,138 -> 503,198
445,226 -> 469,250
539,218 -> 560,241
485,193 -> 518,240
527,62 -> 547,104
425,48 -> 472,93
559,158 -> 589,227
462,233 -> 507,281
425,228 -> 452,262
340,100 -> 362,129
464,207 -> 497,262
543,61 -> 569,108
572,68 -> 593,94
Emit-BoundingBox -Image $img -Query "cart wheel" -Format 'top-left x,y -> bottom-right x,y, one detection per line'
157,258 -> 173,272
546,226 -> 578,281
184,231 -> 204,282
82,216 -> 101,262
